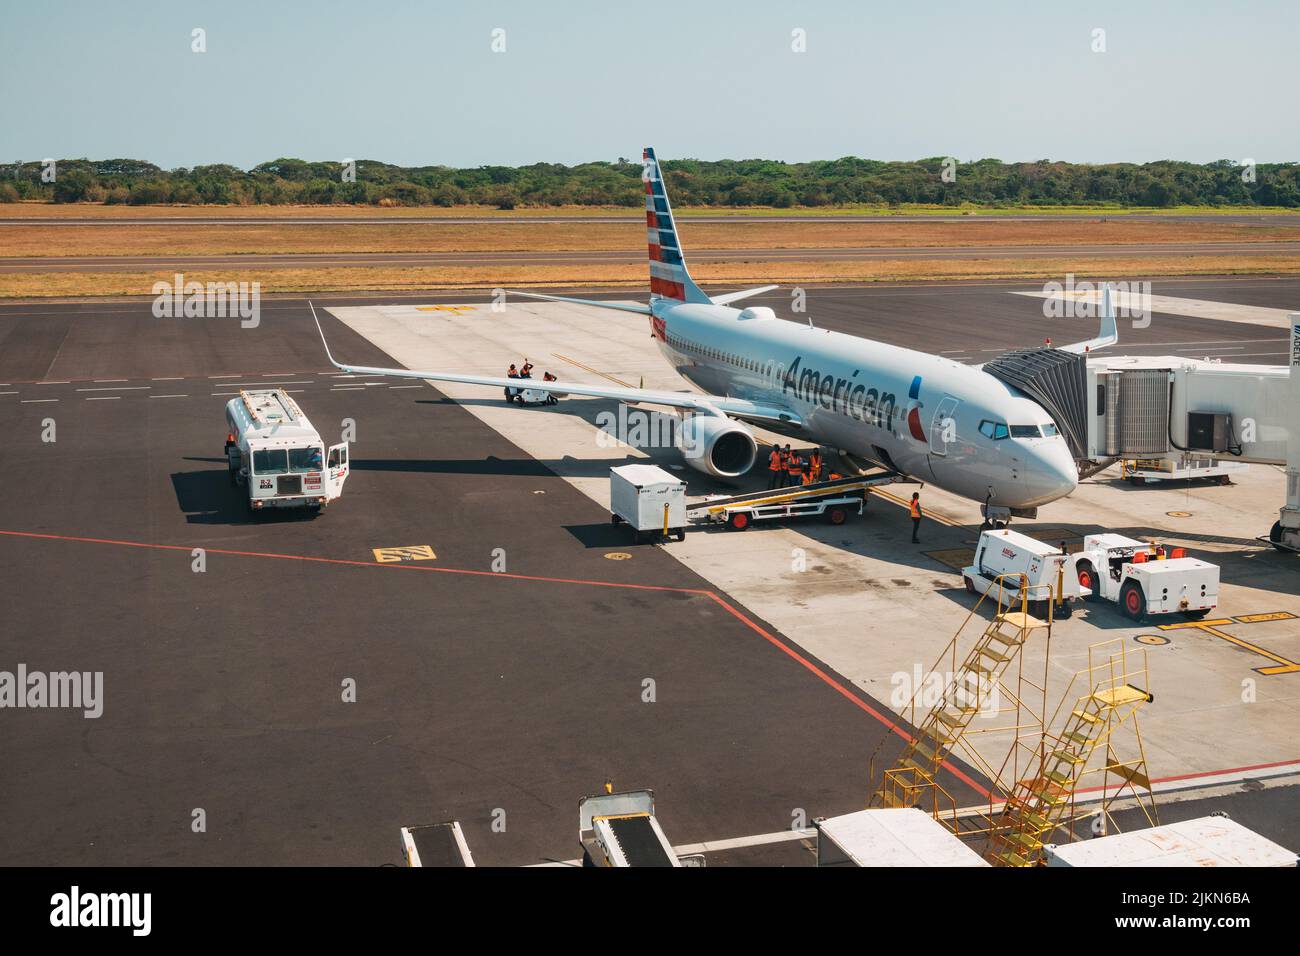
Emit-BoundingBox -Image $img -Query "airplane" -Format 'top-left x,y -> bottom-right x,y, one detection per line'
313,147 -> 1118,520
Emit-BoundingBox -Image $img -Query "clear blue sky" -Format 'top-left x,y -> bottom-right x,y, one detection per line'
2,0 -> 1296,169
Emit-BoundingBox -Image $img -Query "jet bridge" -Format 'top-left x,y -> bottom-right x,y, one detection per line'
1081,315 -> 1299,551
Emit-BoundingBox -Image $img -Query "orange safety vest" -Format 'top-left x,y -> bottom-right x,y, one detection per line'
801,470 -> 814,485
787,456 -> 803,475
768,450 -> 782,471
810,452 -> 822,475
910,499 -> 922,519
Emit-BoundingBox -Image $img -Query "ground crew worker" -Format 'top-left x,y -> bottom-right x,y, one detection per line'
767,444 -> 784,489
809,448 -> 823,483
520,360 -> 534,379
786,450 -> 804,486
778,444 -> 793,487
801,461 -> 814,485
505,364 -> 519,402
910,492 -> 923,543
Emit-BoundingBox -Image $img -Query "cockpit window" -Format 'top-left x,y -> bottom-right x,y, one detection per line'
1042,423 -> 1060,437
979,420 -> 1010,440
1010,425 -> 1042,438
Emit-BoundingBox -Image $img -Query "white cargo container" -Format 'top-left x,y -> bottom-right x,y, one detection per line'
816,809 -> 989,867
1045,814 -> 1298,867
224,388 -> 348,514
609,464 -> 687,543
963,528 -> 1081,619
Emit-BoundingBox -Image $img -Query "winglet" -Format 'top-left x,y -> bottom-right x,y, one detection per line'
1059,282 -> 1119,354
310,302 -> 352,372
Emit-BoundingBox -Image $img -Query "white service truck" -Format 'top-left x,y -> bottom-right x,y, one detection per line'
609,464 -> 687,543
962,528 -> 1082,620
224,388 -> 349,514
1071,533 -> 1218,621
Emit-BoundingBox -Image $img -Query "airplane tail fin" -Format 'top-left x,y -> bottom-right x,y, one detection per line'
643,147 -> 711,305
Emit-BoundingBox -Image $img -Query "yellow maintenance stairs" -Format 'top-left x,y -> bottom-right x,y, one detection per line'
873,575 -> 1049,819
983,641 -> 1154,866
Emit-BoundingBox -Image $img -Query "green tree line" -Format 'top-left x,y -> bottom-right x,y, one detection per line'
1,156 -> 1297,208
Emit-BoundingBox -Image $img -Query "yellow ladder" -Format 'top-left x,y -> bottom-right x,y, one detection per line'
986,676 -> 1152,866
872,579 -> 1048,816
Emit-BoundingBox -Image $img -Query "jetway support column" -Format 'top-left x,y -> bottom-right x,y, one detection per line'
1279,315 -> 1300,551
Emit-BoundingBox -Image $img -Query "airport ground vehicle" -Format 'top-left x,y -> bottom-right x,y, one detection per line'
224,388 -> 348,513
687,472 -> 900,531
962,529 -> 1081,619
1071,533 -> 1218,621
610,464 -> 688,542
1120,455 -> 1247,486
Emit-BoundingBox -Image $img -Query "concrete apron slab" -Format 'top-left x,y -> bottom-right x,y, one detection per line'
328,301 -> 1300,787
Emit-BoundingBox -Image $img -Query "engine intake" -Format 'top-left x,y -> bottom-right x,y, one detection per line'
676,415 -> 757,478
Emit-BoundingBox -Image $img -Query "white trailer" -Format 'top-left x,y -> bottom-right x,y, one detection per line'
609,464 -> 687,543
963,528 -> 1082,619
816,809 -> 989,867
1071,533 -> 1218,621
1045,813 -> 1297,867
224,388 -> 348,514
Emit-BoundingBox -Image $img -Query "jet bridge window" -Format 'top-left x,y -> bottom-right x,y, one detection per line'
979,420 -> 1010,440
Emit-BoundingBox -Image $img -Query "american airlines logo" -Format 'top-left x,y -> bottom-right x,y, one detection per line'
780,356 -> 900,430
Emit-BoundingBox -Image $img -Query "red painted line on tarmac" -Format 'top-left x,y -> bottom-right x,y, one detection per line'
1073,757 -> 1300,796
0,526 -> 994,798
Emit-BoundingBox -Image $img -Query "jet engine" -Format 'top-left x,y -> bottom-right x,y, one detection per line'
676,414 -> 758,478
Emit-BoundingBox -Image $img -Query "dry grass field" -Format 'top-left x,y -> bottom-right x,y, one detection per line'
4,254 -> 1296,299
4,218 -> 1300,259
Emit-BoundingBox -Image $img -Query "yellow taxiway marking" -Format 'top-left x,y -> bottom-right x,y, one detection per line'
373,545 -> 437,564
1159,615 -> 1300,675
551,353 -> 637,388
871,488 -> 962,527
416,305 -> 476,315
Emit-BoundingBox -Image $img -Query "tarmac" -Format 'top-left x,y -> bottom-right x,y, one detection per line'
1,277 -> 1296,865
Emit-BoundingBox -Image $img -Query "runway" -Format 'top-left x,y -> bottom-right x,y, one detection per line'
3,242 -> 1299,274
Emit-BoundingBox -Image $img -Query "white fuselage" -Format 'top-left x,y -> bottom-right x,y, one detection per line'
651,301 -> 1077,510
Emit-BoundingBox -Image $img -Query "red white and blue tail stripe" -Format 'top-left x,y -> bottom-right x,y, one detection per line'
644,147 -> 710,305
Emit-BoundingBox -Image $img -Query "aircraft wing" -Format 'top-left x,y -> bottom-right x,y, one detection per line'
311,305 -> 803,427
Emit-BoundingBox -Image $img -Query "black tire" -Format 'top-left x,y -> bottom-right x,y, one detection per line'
1029,600 -> 1049,620
1183,608 -> 1211,619
963,576 -> 976,595
727,511 -> 751,531
632,529 -> 644,545
1270,520 -> 1287,552
825,506 -> 849,526
675,529 -> 686,542
611,514 -> 621,526
1120,580 -> 1146,622
1076,560 -> 1100,602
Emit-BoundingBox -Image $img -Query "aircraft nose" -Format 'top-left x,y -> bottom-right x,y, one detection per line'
1023,441 -> 1078,505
